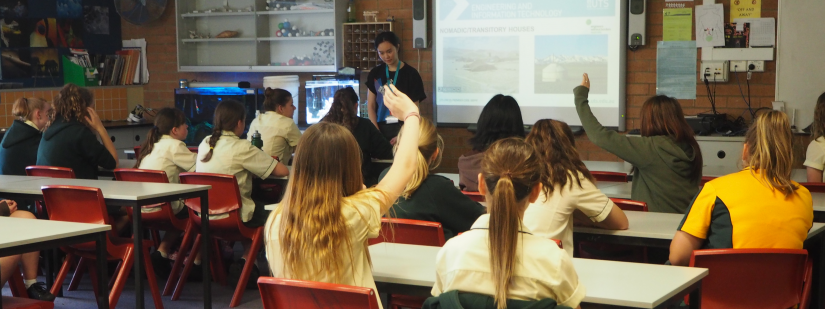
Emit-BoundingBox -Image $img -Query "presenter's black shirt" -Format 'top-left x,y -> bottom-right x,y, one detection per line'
366,62 -> 427,104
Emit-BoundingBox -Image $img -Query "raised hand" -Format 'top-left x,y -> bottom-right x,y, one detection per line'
382,84 -> 419,119
581,73 -> 590,89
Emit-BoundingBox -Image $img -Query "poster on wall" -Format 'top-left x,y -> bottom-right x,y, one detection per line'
1,49 -> 32,79
0,0 -> 29,18
57,0 -> 81,18
82,5 -> 107,34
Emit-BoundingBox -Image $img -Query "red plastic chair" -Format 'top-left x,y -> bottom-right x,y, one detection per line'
257,277 -> 380,309
689,249 -> 812,309
577,198 -> 648,262
1,297 -> 54,309
43,185 -> 164,309
800,182 -> 825,193
25,165 -> 75,218
113,168 -> 195,295
700,176 -> 716,185
461,190 -> 485,202
173,172 -> 265,308
551,239 -> 563,249
591,171 -> 629,183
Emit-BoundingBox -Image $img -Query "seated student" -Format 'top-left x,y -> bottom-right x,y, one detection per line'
670,111 -> 813,266
458,95 -> 525,191
0,200 -> 56,301
804,92 -> 825,182
523,119 -> 628,257
378,117 -> 485,240
197,100 -> 289,284
0,97 -> 52,176
134,108 -> 196,277
433,137 -> 585,309
321,87 -> 393,186
247,88 -> 301,163
266,84 -> 420,308
574,74 -> 702,214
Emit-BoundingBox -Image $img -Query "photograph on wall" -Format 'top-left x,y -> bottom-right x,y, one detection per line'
441,36 -> 519,94
83,5 -> 108,34
29,18 -> 58,47
0,0 -> 28,18
534,35 -> 608,94
30,48 -> 58,77
56,19 -> 83,48
1,49 -> 32,78
56,0 -> 81,18
1,18 -> 29,47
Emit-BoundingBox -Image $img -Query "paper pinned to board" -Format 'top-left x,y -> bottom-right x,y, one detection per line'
734,17 -> 775,47
122,39 -> 149,84
695,4 -> 725,48
664,8 -> 693,41
657,41 -> 697,100
731,0 -> 761,22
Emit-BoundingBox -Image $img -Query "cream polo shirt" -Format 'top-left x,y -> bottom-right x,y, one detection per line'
524,171 -> 614,257
804,137 -> 825,181
196,131 -> 278,222
265,190 -> 388,308
137,135 -> 197,214
247,111 -> 302,163
432,214 -> 586,308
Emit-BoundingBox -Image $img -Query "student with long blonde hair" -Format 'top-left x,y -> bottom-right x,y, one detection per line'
804,92 -> 825,182
378,117 -> 485,240
265,84 -> 421,307
670,111 -> 813,266
0,97 -> 52,176
432,138 -> 584,309
524,119 -> 628,257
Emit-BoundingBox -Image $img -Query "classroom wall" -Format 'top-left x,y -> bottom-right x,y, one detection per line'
118,0 -> 809,172
0,87 -> 130,128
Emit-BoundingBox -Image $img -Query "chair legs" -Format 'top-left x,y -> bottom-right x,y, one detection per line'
171,234 -> 202,301
67,258 -> 88,291
9,270 -> 27,297
51,253 -> 76,296
164,224 -> 194,296
229,232 -> 263,308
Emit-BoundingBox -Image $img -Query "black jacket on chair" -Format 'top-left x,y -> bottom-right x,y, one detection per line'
0,120 -> 42,175
422,291 -> 571,309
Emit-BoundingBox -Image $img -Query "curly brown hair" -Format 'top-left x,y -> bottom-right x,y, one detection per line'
53,83 -> 93,124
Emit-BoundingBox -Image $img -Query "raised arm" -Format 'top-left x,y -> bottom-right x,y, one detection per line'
375,85 -> 420,209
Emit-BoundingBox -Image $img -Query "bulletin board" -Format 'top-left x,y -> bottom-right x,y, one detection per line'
0,0 -> 121,87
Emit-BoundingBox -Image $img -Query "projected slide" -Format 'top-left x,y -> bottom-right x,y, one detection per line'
435,0 -> 626,127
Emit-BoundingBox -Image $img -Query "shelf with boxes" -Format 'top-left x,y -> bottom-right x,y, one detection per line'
175,0 -> 345,72
342,22 -> 393,70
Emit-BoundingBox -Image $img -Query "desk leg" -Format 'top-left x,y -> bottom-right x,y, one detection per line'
688,281 -> 702,309
201,192 -> 212,309
133,204 -> 144,309
96,232 -> 109,309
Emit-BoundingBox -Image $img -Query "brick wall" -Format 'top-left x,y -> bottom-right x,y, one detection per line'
122,0 -> 805,173
0,87 -> 129,127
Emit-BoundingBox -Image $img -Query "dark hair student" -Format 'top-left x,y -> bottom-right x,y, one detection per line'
322,87 -> 360,131
201,100 -> 247,163
135,108 -> 187,167
262,88 -> 292,113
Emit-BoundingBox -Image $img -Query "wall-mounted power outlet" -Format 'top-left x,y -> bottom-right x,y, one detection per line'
700,61 -> 729,82
730,60 -> 748,72
747,60 -> 765,72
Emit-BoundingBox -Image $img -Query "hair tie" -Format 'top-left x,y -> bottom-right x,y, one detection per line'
209,146 -> 214,150
504,172 -> 512,178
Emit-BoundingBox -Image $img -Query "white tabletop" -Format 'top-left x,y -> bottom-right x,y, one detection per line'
584,161 -> 632,174
0,178 -> 210,201
118,159 -> 137,168
701,165 -> 806,182
265,203 -> 278,211
368,243 -> 708,308
0,175 -> 47,183
0,217 -> 110,250
812,193 -> 825,214
599,182 -> 633,199
435,173 -> 460,187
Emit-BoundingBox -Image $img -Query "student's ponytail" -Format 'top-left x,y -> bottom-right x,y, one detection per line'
201,100 -> 246,163
135,108 -> 187,167
396,117 -> 443,198
481,137 -> 540,309
745,110 -> 798,196
12,97 -> 48,122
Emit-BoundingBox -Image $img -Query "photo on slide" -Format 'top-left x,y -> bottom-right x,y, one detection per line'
1,49 -> 32,79
30,48 -> 58,77
442,36 -> 519,94
534,35 -> 608,94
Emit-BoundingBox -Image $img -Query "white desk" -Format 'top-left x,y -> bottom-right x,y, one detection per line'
368,243 -> 707,309
599,182 -> 633,199
702,165 -> 807,182
265,203 -> 278,211
0,175 -> 47,183
584,161 -> 632,174
435,173 -> 460,186
0,217 -> 111,309
0,178 -> 213,309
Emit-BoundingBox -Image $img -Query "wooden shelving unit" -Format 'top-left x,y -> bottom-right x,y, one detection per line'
342,22 -> 393,70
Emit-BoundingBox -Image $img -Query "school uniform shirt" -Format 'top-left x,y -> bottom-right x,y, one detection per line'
804,137 -> 825,181
678,168 -> 813,249
247,111 -> 301,163
138,135 -> 197,214
433,214 -> 586,308
0,120 -> 42,176
378,170 -> 486,240
457,151 -> 483,192
365,62 -> 427,123
524,172 -> 615,257
37,117 -> 117,180
265,190 -> 388,308
196,131 -> 278,222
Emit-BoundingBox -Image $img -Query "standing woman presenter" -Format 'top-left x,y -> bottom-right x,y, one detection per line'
366,31 -> 427,142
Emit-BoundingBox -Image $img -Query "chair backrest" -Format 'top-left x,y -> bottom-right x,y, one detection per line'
25,166 -> 75,179
591,171 -> 628,183
371,218 -> 446,246
551,239 -> 562,249
461,190 -> 485,202
609,198 -> 648,212
179,172 -> 243,215
701,176 -> 716,185
113,168 -> 170,184
41,185 -> 109,226
257,277 -> 380,309
800,182 -> 825,193
690,249 -> 811,309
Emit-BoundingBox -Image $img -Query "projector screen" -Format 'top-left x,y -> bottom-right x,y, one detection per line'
434,0 -> 627,129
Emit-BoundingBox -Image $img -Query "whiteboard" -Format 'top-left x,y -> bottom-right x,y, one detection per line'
775,0 -> 825,129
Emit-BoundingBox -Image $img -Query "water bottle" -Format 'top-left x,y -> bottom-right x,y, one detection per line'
347,0 -> 356,22
251,130 -> 263,149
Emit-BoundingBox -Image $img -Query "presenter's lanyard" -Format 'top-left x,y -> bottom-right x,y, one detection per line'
385,61 -> 400,87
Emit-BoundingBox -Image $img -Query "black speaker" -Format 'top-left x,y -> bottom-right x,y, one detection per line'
413,0 -> 427,48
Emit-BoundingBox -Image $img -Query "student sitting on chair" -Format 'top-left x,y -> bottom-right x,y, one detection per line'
0,200 -> 56,301
247,88 -> 301,164
0,97 -> 52,176
804,92 -> 825,182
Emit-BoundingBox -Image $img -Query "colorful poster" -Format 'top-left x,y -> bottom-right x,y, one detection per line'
663,8 -> 693,41
731,0 -> 760,22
